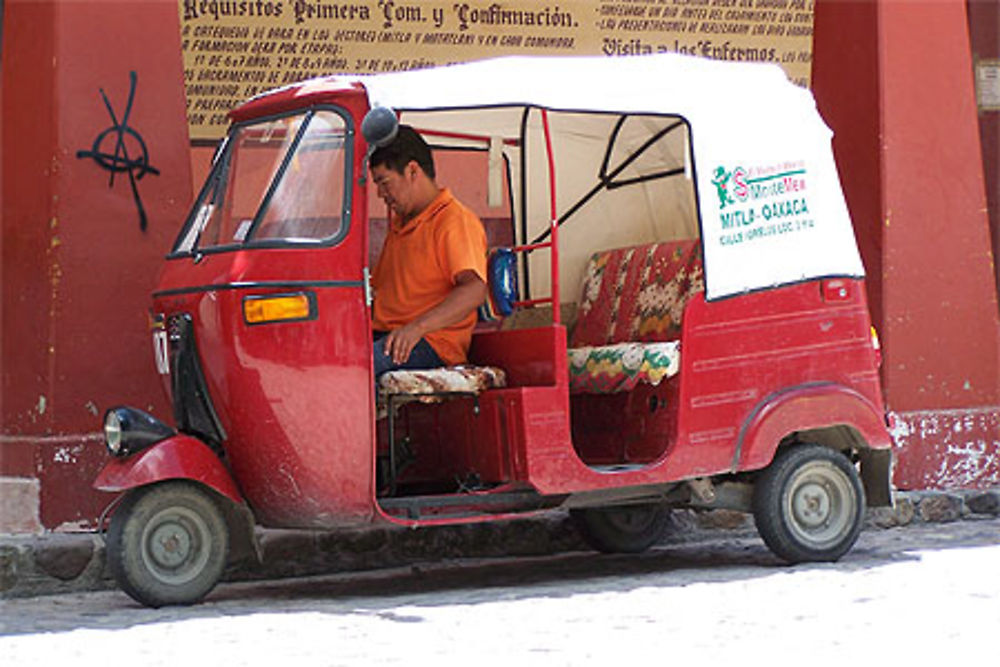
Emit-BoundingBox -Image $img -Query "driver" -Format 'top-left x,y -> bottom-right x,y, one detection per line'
369,125 -> 488,379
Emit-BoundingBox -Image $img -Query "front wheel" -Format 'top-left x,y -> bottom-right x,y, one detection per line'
571,502 -> 671,554
106,481 -> 229,607
752,444 -> 865,564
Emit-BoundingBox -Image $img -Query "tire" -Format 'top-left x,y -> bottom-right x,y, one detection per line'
571,503 -> 671,554
752,444 -> 865,564
107,481 -> 229,607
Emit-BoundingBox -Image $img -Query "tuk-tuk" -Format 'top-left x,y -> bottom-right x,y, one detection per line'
95,54 -> 893,607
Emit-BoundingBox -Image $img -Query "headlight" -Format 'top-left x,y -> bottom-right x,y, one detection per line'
104,410 -> 123,455
102,407 -> 175,458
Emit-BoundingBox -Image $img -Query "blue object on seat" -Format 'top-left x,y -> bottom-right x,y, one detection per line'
478,247 -> 518,321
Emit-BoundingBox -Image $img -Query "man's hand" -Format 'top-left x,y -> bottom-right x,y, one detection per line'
383,322 -> 424,364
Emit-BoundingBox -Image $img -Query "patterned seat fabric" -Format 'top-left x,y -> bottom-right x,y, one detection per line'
376,365 -> 507,420
378,365 -> 507,397
568,341 -> 680,394
568,240 -> 702,394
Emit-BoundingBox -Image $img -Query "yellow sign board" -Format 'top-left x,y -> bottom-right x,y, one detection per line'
180,0 -> 815,141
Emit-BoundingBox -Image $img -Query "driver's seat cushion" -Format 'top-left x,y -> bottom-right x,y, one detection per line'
378,365 -> 507,398
375,365 -> 507,420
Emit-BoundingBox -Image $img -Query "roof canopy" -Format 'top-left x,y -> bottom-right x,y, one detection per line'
264,55 -> 865,300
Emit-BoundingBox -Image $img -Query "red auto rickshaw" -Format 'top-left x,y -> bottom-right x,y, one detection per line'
95,54 -> 893,607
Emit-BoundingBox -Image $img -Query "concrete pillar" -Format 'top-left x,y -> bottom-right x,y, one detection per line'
813,0 -> 1000,489
1,0 -> 191,531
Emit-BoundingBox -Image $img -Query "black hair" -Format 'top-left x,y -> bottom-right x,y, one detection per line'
369,124 -> 436,179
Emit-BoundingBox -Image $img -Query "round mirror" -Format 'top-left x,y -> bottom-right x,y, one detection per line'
361,106 -> 399,149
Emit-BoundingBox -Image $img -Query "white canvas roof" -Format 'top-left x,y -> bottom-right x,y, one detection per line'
357,54 -> 864,301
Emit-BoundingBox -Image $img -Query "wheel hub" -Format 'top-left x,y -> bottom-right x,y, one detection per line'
784,460 -> 856,548
792,481 -> 832,528
139,506 -> 212,586
149,521 -> 193,568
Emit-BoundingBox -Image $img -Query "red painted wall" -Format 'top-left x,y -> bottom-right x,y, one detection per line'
881,1 -> 998,409
1,0 -> 192,529
813,0 -> 1000,489
3,0 -> 1000,534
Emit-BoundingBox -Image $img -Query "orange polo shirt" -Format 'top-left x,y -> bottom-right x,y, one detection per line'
372,188 -> 487,365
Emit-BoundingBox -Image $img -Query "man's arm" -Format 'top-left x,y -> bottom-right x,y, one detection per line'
382,269 -> 487,364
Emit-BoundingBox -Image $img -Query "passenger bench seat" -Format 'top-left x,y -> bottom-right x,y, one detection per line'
568,240 -> 703,393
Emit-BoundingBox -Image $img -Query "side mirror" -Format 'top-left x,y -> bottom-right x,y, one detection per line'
361,106 -> 399,150
359,106 -> 398,186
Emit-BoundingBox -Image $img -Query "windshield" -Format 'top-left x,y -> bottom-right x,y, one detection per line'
174,109 -> 351,254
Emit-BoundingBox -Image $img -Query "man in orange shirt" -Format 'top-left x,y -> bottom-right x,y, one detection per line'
370,125 -> 488,378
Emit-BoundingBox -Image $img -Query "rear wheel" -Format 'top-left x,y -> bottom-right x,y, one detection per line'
107,481 -> 229,607
752,444 -> 865,563
571,502 -> 671,554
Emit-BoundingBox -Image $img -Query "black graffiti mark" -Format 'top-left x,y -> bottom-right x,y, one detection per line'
76,71 -> 160,231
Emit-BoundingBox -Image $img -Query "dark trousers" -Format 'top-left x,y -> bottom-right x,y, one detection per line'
372,331 -> 444,379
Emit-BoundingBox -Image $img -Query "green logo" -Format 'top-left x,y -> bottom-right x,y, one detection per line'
711,166 -> 734,210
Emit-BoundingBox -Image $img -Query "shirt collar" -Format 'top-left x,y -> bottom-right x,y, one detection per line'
391,188 -> 453,235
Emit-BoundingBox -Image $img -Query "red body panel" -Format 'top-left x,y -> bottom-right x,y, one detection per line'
94,434 -> 243,505
736,383 -> 890,472
145,90 -> 380,529
673,279 -> 886,475
450,279 -> 886,498
154,251 -> 376,529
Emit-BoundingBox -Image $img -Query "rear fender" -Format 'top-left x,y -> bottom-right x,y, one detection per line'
93,433 -> 244,505
735,382 -> 892,473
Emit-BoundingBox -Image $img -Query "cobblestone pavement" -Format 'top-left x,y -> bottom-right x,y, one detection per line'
0,516 -> 998,665
1,489 -> 998,601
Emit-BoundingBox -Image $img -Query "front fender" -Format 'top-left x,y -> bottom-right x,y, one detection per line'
735,382 -> 892,473
93,433 -> 244,505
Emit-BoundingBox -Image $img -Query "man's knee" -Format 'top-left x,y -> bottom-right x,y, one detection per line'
372,335 -> 443,377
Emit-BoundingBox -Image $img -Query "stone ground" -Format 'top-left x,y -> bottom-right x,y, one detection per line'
3,511 -> 1000,666
1,488 -> 997,600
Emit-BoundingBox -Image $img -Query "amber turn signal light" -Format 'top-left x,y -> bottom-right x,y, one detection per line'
243,293 -> 315,325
